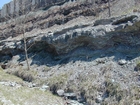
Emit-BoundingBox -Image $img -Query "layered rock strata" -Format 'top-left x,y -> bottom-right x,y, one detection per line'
0,0 -> 109,21
0,1 -> 108,40
0,14 -> 140,56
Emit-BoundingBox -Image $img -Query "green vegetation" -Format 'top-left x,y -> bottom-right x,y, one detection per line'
0,84 -> 63,105
47,73 -> 68,93
135,61 -> 140,71
14,71 -> 33,82
105,79 -> 120,97
131,86 -> 140,100
104,79 -> 127,103
42,66 -> 51,72
0,68 -> 23,83
6,67 -> 38,82
12,69 -> 37,82
0,67 -> 63,105
48,73 -> 68,85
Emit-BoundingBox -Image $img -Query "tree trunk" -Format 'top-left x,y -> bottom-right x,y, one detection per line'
23,31 -> 30,70
108,0 -> 111,17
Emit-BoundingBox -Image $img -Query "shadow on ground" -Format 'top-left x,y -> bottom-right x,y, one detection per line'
28,44 -> 140,67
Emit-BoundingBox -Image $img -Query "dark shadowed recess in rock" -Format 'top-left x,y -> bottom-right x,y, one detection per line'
25,45 -> 140,67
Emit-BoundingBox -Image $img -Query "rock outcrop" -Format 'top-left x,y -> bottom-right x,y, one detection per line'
0,0 -> 109,22
0,1 -> 102,40
0,0 -> 66,20
0,14 -> 140,56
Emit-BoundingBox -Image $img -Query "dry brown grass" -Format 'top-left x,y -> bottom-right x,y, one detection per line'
7,67 -> 37,82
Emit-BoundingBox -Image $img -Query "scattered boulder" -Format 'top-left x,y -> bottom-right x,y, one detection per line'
95,96 -> 103,103
28,83 -> 36,88
64,92 -> 77,100
118,59 -> 127,65
57,89 -> 65,96
96,58 -> 107,64
39,85 -> 49,91
1,64 -> 7,69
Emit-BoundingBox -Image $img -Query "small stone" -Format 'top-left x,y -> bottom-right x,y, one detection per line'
32,83 -> 36,87
39,85 -> 49,92
28,83 -> 36,88
9,82 -> 16,87
118,59 -> 127,65
64,92 -> 77,97
57,89 -> 64,96
95,96 -> 103,103
64,92 -> 77,100
42,85 -> 49,90
111,79 -> 115,82
1,64 -> 7,69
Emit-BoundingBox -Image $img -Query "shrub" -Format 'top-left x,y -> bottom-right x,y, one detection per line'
13,69 -> 37,82
48,73 -> 68,94
134,62 -> 140,71
131,86 -> 140,100
104,79 -> 123,102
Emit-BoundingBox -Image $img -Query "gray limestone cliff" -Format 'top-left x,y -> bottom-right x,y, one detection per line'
0,0 -> 115,22
0,0 -> 92,21
0,0 -> 68,21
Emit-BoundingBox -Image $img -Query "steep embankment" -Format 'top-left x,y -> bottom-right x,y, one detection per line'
0,0 -> 140,105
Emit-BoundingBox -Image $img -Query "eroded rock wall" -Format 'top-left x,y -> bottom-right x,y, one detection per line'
0,0 -> 114,22
0,0 -> 66,21
0,0 -> 94,21
0,1 -> 102,40
0,14 -> 140,56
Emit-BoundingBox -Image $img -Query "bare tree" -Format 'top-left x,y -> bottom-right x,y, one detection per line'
22,15 -> 30,71
18,2 -> 43,70
5,1 -> 38,70
108,0 -> 111,17
16,2 -> 31,70
19,2 -> 39,70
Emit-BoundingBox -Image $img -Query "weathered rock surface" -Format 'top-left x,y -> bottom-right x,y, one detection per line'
0,14 -> 140,56
0,0 -> 66,20
0,0 -> 109,22
0,0 -> 117,40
